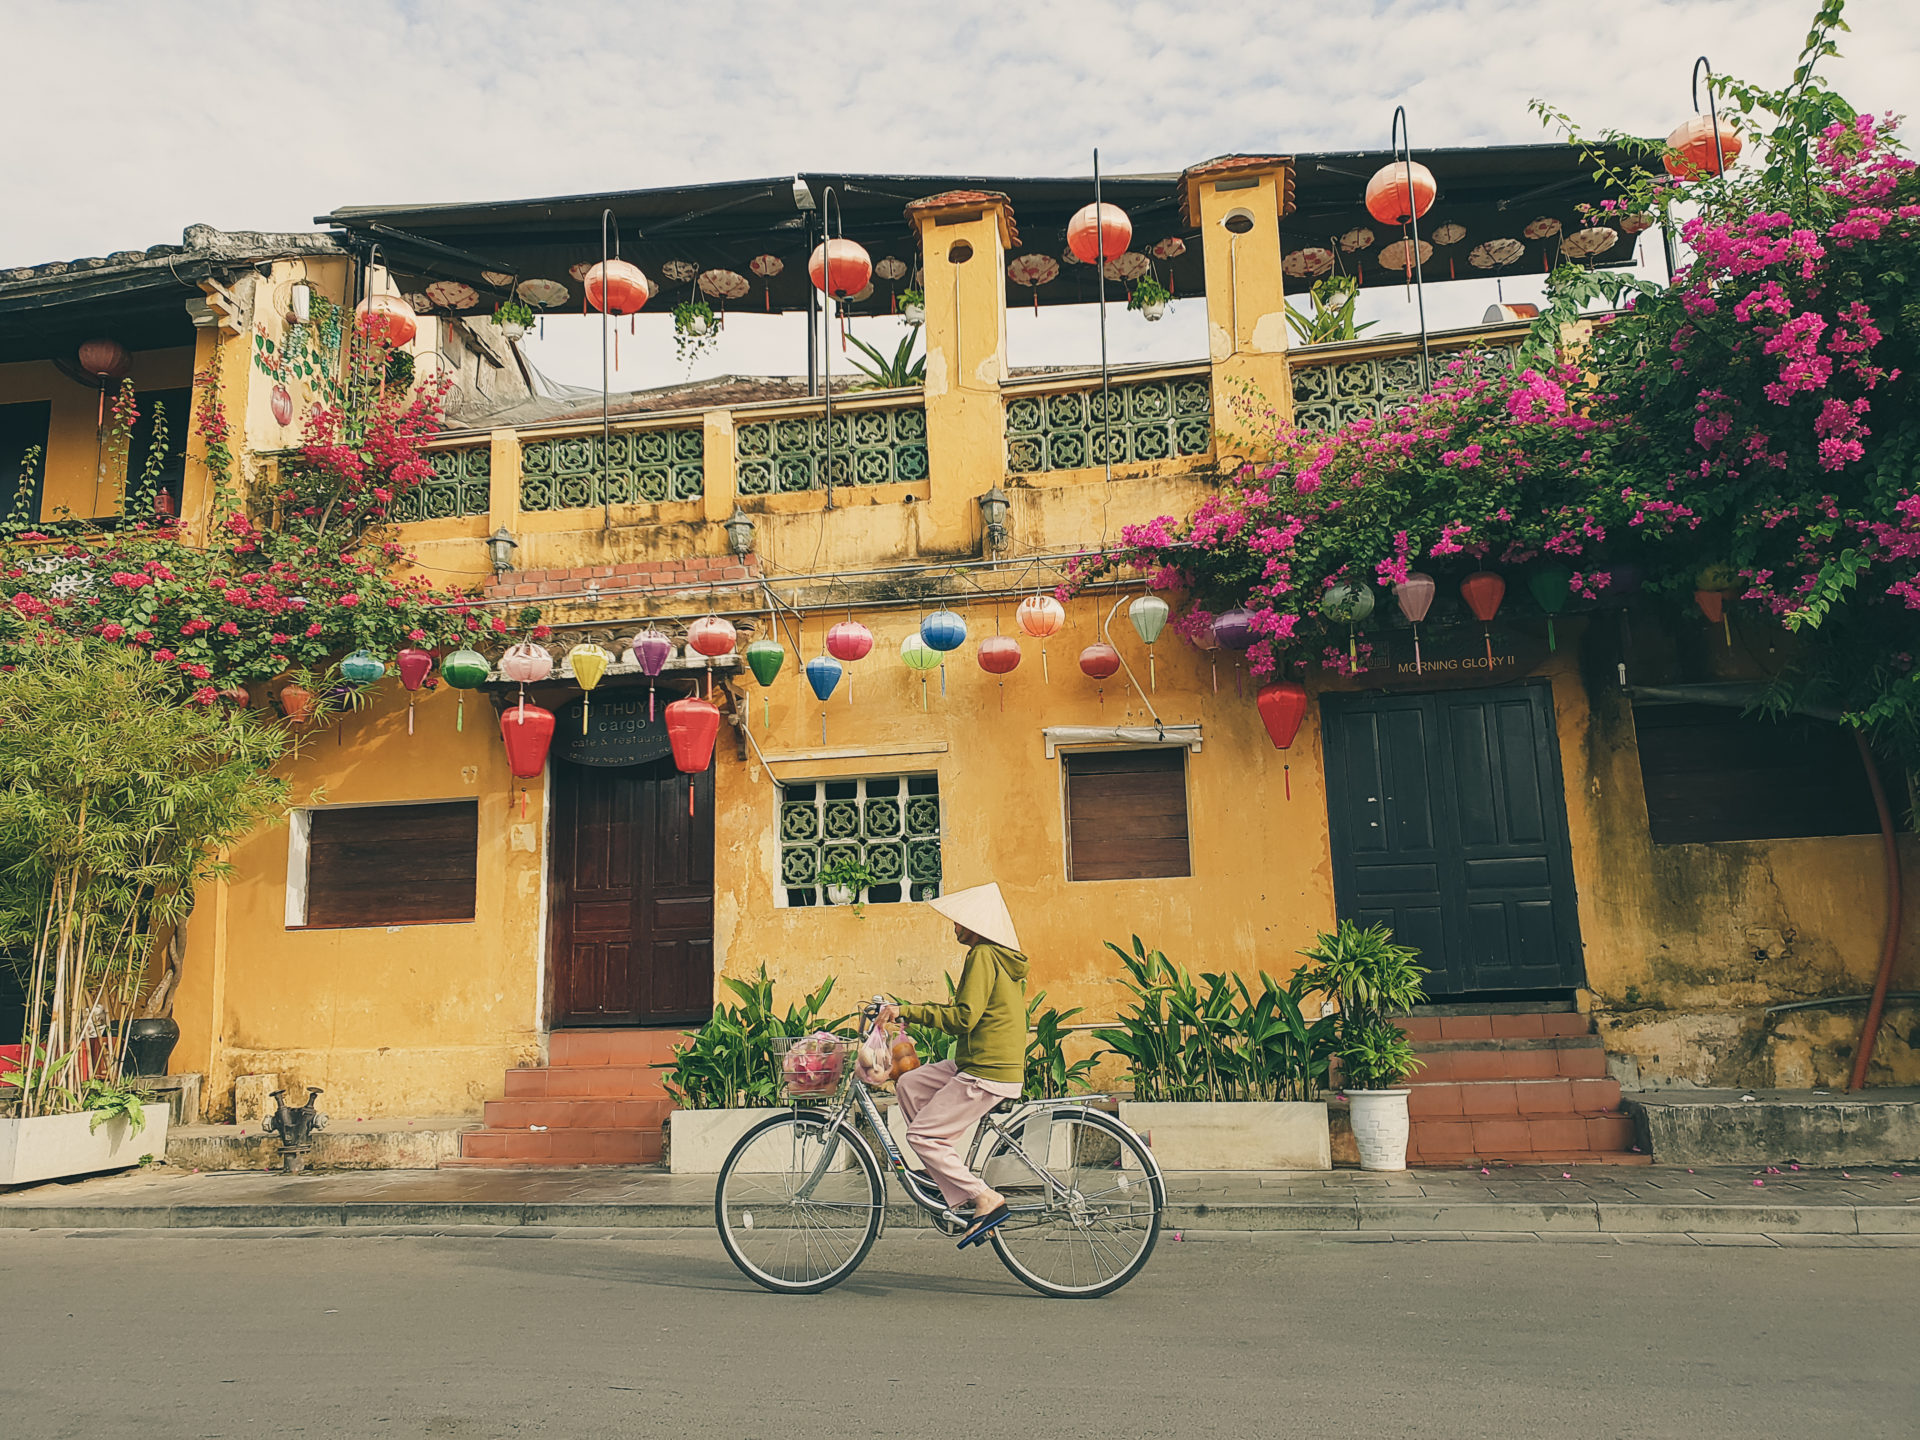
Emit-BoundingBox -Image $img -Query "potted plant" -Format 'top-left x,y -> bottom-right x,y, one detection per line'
818,853 -> 874,908
0,1076 -> 169,1186
673,299 -> 720,365
899,287 -> 925,325
1128,275 -> 1172,322
1094,937 -> 1338,1170
491,298 -> 535,341
1296,921 -> 1427,1171
659,966 -> 845,1173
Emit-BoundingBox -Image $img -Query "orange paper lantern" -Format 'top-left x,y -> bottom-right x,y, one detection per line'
1364,161 -> 1437,226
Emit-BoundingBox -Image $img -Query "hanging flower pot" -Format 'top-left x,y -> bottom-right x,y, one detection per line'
900,288 -> 926,324
290,282 -> 312,325
664,696 -> 721,816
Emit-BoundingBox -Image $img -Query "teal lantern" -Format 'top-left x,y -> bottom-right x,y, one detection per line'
440,647 -> 491,732
1528,564 -> 1574,651
1320,581 -> 1375,662
341,649 -> 385,685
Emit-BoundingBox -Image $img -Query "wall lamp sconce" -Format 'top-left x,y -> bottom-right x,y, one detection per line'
978,486 -> 1010,553
487,526 -> 519,575
724,505 -> 756,557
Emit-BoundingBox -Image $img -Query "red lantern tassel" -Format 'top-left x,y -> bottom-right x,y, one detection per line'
1284,763 -> 1291,802
1484,627 -> 1495,674
688,778 -> 695,818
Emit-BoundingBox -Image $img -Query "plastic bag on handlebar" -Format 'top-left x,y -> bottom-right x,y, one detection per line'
855,1022 -> 895,1085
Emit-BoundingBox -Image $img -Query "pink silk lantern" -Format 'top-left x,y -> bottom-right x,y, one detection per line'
1395,572 -> 1437,674
826,620 -> 873,707
1080,642 -> 1122,707
396,647 -> 434,734
1016,595 -> 1065,682
686,615 -> 738,697
501,641 -> 553,709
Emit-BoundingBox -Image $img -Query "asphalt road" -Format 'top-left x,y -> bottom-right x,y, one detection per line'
2,1227 -> 1912,1439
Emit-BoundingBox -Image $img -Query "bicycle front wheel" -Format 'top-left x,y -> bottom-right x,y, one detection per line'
714,1110 -> 884,1295
980,1109 -> 1162,1299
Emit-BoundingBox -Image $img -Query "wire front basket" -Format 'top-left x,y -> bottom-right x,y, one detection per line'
773,1035 -> 857,1105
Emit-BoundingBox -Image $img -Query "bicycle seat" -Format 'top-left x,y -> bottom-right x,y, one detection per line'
988,1097 -> 1019,1114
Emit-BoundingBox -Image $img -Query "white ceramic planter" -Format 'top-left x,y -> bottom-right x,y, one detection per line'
1348,1089 -> 1412,1171
1139,299 -> 1168,322
497,320 -> 529,341
824,884 -> 858,907
667,1106 -> 851,1175
901,302 -> 926,325
1118,1100 -> 1330,1171
0,1105 -> 170,1187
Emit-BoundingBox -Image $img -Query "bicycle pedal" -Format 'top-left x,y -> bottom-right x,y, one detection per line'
934,1209 -> 968,1237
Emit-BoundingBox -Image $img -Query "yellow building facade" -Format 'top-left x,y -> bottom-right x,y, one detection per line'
3,162 -> 1913,1129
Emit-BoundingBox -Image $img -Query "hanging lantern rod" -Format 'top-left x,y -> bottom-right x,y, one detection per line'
1392,106 -> 1432,392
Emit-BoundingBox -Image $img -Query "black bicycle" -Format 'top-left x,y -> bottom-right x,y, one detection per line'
713,1003 -> 1165,1298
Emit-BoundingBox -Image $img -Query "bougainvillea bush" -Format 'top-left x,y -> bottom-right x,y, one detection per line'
0,338 -> 541,705
1067,2 -> 1920,772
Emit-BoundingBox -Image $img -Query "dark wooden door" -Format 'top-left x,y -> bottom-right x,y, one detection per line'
549,755 -> 714,1028
1320,684 -> 1584,996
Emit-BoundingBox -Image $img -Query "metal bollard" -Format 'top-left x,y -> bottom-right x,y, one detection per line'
262,1087 -> 329,1173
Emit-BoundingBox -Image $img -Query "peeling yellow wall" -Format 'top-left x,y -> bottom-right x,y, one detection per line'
0,348 -> 196,520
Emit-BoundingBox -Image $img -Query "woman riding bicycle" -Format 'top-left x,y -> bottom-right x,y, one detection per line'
878,882 -> 1029,1249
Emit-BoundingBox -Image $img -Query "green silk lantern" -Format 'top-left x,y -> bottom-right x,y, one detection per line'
441,648 -> 490,732
1527,565 -> 1574,651
901,632 -> 943,711
744,638 -> 785,731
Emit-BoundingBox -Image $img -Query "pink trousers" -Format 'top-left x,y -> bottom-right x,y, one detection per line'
892,1059 -> 1013,1209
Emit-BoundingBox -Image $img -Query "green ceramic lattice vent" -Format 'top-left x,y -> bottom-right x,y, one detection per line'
778,774 -> 941,907
1006,377 -> 1212,474
518,429 -> 704,512
1290,346 -> 1517,431
392,445 -> 491,523
735,406 -> 929,495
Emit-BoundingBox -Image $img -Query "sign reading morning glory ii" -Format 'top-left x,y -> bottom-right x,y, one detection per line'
558,696 -> 674,767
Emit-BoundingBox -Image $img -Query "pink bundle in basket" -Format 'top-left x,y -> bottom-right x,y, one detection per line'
782,1032 -> 846,1096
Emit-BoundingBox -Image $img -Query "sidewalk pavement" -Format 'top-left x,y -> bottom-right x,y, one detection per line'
4,1161 -> 1918,1242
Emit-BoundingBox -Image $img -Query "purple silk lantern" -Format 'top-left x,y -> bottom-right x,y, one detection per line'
632,628 -> 674,719
1211,609 -> 1254,651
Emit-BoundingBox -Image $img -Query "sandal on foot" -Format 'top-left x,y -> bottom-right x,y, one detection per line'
956,1204 -> 1010,1249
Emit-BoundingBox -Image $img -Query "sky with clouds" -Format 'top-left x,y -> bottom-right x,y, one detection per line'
7,0 -> 1915,388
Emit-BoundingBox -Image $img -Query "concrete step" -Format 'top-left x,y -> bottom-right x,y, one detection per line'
1622,1088 -> 1920,1166
481,1097 -> 675,1130
456,1127 -> 662,1164
505,1065 -> 671,1099
1411,1045 -> 1610,1083
547,1030 -> 686,1068
1409,1076 -> 1622,1118
1402,1011 -> 1592,1042
1410,1112 -> 1637,1163
1414,1150 -> 1654,1168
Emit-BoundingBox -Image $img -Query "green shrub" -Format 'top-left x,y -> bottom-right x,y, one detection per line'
1294,921 -> 1427,1090
657,965 -> 844,1110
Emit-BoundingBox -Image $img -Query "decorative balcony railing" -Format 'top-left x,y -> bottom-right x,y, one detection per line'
1289,336 -> 1521,431
1005,372 -> 1212,475
394,443 -> 491,521
518,426 -> 705,512
735,403 -> 929,495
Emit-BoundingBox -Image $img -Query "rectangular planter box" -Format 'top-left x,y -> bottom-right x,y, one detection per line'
1118,1100 -> 1330,1171
0,1105 -> 171,1187
667,1107 -> 851,1175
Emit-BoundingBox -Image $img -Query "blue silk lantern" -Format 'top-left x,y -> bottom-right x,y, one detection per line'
805,654 -> 843,743
920,609 -> 966,696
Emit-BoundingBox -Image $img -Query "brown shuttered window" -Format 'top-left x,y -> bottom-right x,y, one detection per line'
1064,749 -> 1191,882
1632,703 -> 1880,844
302,802 -> 478,928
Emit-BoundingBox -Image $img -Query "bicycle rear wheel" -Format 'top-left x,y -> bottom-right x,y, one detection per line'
980,1109 -> 1162,1299
715,1110 -> 884,1295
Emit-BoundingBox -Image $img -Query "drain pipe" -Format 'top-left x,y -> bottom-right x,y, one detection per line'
1847,732 -> 1904,1091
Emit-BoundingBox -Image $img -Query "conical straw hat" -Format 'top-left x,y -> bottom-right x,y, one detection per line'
926,882 -> 1021,952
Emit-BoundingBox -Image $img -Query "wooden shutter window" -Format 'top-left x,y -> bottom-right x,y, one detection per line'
1633,704 -> 1880,845
1065,749 -> 1191,882
302,801 -> 478,928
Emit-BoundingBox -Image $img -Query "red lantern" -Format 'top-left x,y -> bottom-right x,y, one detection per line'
1364,161 -> 1437,226
269,383 -> 294,427
77,338 -> 130,382
1695,589 -> 1726,625
808,239 -> 873,300
826,621 -> 874,663
1460,571 -> 1506,622
397,646 -> 434,735
1461,571 -> 1506,675
1256,681 -> 1308,750
1068,203 -> 1132,264
1664,114 -> 1743,179
584,259 -> 651,316
665,696 -> 721,816
355,294 -> 418,348
979,636 -> 1022,675
500,701 -> 556,778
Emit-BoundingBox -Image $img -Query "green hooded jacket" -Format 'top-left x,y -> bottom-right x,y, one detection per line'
898,943 -> 1030,1085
